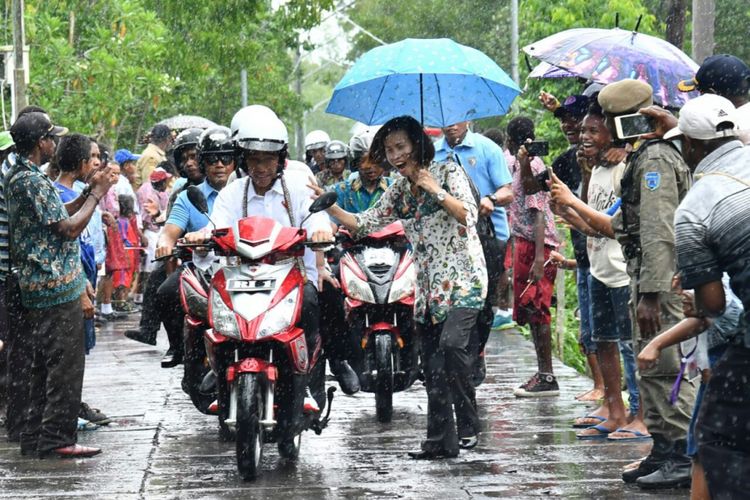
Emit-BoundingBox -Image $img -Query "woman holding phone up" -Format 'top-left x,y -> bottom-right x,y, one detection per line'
313,115 -> 487,459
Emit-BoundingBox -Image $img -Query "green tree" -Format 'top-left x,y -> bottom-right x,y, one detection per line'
1,0 -> 333,148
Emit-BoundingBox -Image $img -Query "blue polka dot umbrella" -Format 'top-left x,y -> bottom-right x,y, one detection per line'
325,38 -> 521,127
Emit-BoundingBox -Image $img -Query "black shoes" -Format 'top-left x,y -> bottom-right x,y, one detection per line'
330,360 -> 360,395
161,348 -> 183,368
622,454 -> 666,483
459,436 -> 478,449
79,402 -> 111,426
636,458 -> 691,489
124,330 -> 157,346
408,449 -> 459,460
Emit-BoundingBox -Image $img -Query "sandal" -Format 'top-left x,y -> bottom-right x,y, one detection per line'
572,415 -> 606,428
607,428 -> 652,442
576,423 -> 612,440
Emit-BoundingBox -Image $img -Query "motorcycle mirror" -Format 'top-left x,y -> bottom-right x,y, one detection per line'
309,191 -> 337,214
187,185 -> 209,215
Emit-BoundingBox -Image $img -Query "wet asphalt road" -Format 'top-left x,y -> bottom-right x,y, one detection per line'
0,313 -> 689,499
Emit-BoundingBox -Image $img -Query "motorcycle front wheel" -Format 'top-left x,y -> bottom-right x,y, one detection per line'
236,373 -> 264,480
374,333 -> 394,423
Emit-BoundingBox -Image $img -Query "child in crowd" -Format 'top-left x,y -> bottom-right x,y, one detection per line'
505,117 -> 561,397
113,195 -> 146,311
638,274 -> 741,499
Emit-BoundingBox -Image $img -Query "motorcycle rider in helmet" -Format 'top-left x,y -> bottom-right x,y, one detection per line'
184,105 -> 348,413
304,130 -> 330,174
315,140 -> 351,188
125,127 -> 207,368
349,125 -> 381,173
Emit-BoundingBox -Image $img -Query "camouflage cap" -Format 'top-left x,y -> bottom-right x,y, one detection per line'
597,79 -> 653,114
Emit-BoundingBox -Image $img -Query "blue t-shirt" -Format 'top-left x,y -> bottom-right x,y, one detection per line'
434,130 -> 512,240
166,179 -> 220,232
55,182 -> 97,286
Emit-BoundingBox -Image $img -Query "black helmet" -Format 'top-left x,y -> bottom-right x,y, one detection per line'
172,127 -> 203,175
198,126 -> 235,173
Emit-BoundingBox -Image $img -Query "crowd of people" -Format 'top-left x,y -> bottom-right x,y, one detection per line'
0,50 -> 748,498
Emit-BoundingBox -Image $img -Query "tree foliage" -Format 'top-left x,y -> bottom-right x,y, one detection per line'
0,0 -> 333,148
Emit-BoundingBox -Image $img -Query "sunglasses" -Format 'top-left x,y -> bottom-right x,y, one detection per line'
204,153 -> 234,165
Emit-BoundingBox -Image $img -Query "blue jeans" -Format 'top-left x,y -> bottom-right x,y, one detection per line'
576,267 -> 595,354
588,274 -> 639,415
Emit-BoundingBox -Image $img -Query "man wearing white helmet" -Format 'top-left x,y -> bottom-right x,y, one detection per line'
304,130 -> 330,174
185,105 -> 338,410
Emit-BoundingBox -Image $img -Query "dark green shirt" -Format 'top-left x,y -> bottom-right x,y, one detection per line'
6,156 -> 85,308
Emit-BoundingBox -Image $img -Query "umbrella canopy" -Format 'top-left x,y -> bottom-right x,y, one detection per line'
528,61 -> 577,79
156,114 -> 217,131
326,38 -> 521,127
523,28 -> 699,108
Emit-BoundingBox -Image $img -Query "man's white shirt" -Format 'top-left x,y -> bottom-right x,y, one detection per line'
210,169 -> 330,288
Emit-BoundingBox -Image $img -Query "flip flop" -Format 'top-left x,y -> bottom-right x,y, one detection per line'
576,423 -> 612,440
572,415 -> 606,428
607,428 -> 652,442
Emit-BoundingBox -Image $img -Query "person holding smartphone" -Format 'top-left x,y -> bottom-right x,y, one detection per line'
550,79 -> 695,490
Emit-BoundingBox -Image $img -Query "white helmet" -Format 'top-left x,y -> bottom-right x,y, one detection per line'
349,125 -> 381,156
231,105 -> 288,152
304,130 -> 330,151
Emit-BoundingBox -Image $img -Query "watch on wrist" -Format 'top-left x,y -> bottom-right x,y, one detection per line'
487,194 -> 498,205
436,189 -> 447,203
81,184 -> 92,198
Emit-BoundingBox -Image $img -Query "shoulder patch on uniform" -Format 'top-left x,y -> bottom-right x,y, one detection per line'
644,171 -> 661,191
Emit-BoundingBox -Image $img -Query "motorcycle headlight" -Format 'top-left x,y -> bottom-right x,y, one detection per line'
341,262 -> 375,303
388,259 -> 416,303
210,290 -> 241,339
257,287 -> 299,339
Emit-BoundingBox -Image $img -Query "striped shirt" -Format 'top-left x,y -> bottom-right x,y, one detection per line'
0,153 -> 16,278
674,140 -> 750,346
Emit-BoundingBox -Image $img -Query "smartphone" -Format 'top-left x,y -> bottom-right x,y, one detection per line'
525,140 -> 549,157
614,113 -> 655,140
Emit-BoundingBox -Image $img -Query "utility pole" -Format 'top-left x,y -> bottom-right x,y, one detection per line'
294,46 -> 304,161
692,0 -> 715,64
12,0 -> 28,119
510,0 -> 519,85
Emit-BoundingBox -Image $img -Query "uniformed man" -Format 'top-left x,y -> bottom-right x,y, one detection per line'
547,80 -> 696,489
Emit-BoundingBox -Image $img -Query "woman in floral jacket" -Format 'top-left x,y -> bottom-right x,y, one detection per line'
319,115 -> 488,459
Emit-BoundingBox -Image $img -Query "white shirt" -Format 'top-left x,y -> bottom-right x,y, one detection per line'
210,169 -> 331,288
587,162 -> 630,288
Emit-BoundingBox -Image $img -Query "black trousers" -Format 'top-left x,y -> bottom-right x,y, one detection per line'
470,238 -> 506,364
318,262 -> 349,364
156,268 -> 184,354
138,263 -> 167,335
138,263 -> 184,353
4,272 -> 27,440
697,345 -> 750,499
18,298 -> 85,453
419,308 -> 480,454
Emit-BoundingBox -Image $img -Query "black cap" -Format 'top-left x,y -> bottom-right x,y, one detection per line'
553,94 -> 590,120
10,112 -> 68,149
150,124 -> 172,141
678,54 -> 750,96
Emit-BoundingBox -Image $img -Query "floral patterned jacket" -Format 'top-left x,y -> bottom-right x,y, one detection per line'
5,156 -> 85,309
354,161 -> 487,324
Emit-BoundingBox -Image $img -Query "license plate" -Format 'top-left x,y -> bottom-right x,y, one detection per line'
226,279 -> 276,292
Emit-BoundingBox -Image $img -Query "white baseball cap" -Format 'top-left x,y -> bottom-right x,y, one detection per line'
664,94 -> 739,140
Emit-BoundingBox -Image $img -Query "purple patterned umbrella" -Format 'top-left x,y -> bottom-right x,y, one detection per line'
523,28 -> 700,108
528,61 -> 577,79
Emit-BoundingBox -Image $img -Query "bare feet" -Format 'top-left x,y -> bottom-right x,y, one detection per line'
572,404 -> 610,427
575,388 -> 605,401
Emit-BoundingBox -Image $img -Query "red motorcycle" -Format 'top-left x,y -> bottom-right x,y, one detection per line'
338,222 -> 418,422
186,187 -> 337,480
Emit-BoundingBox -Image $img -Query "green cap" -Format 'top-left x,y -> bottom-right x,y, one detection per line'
597,79 -> 653,114
0,131 -> 13,151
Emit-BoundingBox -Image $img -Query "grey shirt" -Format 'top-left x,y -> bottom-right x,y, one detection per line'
674,140 -> 750,346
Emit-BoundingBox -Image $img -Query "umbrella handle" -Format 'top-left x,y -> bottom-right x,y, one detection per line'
634,15 -> 642,33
